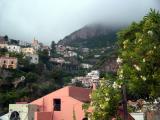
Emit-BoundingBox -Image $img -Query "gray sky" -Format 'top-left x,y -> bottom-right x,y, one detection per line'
0,0 -> 160,45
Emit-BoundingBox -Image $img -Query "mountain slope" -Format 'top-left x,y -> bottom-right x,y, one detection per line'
58,24 -> 120,48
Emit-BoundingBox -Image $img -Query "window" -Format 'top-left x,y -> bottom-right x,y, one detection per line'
4,60 -> 6,63
11,61 -> 14,64
53,99 -> 61,111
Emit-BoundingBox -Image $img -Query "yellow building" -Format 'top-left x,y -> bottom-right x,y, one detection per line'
22,47 -> 36,55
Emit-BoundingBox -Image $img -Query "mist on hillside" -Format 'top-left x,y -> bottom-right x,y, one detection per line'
0,0 -> 160,44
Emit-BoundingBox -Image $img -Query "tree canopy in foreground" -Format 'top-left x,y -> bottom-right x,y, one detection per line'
117,9 -> 160,100
85,9 -> 160,120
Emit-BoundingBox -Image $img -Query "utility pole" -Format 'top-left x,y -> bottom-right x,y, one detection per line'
122,84 -> 128,120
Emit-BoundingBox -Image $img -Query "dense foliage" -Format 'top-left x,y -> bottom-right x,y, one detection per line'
84,74 -> 121,120
84,9 -> 160,120
117,9 -> 160,100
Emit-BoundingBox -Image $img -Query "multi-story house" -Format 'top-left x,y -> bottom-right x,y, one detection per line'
1,86 -> 91,120
72,70 -> 100,88
64,51 -> 77,57
0,37 -> 8,49
22,47 -> 38,64
49,57 -> 65,64
0,56 -> 18,69
81,63 -> 93,69
30,86 -> 91,120
7,45 -> 21,53
87,70 -> 100,80
22,47 -> 36,55
68,51 -> 77,57
56,45 -> 66,55
26,54 -> 39,64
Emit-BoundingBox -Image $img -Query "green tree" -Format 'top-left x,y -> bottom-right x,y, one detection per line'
117,9 -> 160,100
84,78 -> 121,120
25,72 -> 38,83
38,50 -> 49,64
4,35 -> 8,42
0,48 -> 8,56
50,41 -> 56,57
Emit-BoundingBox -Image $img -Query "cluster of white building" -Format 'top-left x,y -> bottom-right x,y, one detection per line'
49,57 -> 70,64
80,63 -> 93,69
56,45 -> 77,57
71,70 -> 100,87
0,37 -> 50,65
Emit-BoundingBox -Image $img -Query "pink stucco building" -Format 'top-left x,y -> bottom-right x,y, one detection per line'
30,86 -> 91,120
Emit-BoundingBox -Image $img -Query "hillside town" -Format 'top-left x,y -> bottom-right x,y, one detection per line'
0,1 -> 160,120
0,36 -> 43,66
0,35 -> 104,120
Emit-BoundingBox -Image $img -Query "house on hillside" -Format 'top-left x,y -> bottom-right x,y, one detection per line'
64,51 -> 77,57
0,86 -> 91,120
0,56 -> 18,69
72,70 -> 100,88
56,45 -> 66,54
22,47 -> 36,55
49,57 -> 66,64
26,54 -> 39,64
0,37 -> 8,49
30,86 -> 91,120
81,63 -> 93,69
6,45 -> 21,53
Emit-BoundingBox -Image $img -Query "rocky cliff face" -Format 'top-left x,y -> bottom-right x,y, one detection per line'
58,24 -> 119,48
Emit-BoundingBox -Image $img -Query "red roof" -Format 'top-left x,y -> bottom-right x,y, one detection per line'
68,86 -> 91,102
31,86 -> 91,104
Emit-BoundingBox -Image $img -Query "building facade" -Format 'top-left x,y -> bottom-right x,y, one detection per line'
30,86 -> 91,120
0,57 -> 18,69
7,45 -> 21,53
0,37 -> 8,49
22,47 -> 36,55
26,54 -> 39,64
72,70 -> 100,88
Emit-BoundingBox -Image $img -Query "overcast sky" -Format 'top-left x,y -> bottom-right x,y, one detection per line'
0,0 -> 160,44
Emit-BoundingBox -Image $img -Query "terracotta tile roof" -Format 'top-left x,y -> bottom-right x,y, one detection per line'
68,86 -> 91,102
30,86 -> 92,104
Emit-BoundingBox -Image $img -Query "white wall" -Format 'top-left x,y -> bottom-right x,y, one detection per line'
130,113 -> 144,120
